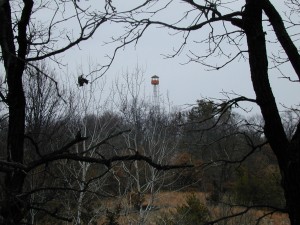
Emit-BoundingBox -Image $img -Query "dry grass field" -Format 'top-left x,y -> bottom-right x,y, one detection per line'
98,191 -> 290,225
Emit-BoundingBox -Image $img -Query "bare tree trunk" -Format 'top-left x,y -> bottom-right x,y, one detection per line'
244,1 -> 300,224
76,139 -> 88,225
0,1 -> 32,223
282,132 -> 300,225
261,0 -> 300,81
4,72 -> 26,224
76,169 -> 86,225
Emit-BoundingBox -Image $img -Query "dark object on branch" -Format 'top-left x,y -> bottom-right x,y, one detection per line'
75,130 -> 81,140
78,75 -> 89,86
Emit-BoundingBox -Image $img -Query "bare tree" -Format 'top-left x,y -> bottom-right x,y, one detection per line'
56,75 -> 122,225
113,67 -> 185,224
22,62 -> 71,224
0,1 -> 192,224
0,1 -> 110,223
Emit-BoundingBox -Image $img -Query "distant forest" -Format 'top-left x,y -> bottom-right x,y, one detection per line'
1,64 -> 294,224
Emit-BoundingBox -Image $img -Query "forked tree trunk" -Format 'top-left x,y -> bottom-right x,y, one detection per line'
0,1 -> 33,223
244,1 -> 300,224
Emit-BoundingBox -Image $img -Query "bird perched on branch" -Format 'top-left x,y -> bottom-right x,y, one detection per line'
78,75 -> 89,86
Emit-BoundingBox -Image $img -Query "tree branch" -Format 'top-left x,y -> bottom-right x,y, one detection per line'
262,0 -> 300,81
27,16 -> 107,61
30,206 -> 72,222
17,0 -> 33,60
146,11 -> 242,31
27,151 -> 193,173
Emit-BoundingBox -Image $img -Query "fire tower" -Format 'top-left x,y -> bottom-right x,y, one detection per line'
151,75 -> 159,108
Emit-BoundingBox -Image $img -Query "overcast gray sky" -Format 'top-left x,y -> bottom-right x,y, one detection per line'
56,0 -> 300,115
